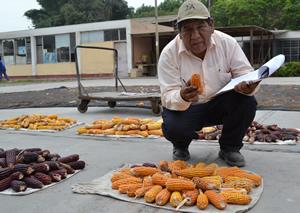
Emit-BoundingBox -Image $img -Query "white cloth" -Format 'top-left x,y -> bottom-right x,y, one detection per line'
158,30 -> 255,111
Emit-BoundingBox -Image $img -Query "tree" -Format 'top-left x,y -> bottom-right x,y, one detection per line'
211,0 -> 300,30
25,0 -> 132,28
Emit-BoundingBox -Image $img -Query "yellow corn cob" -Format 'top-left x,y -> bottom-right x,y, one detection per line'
174,166 -> 215,178
110,172 -> 132,182
192,177 -> 218,191
140,124 -> 147,131
125,130 -> 140,135
220,188 -> 248,195
140,118 -> 154,124
202,126 -> 217,134
111,172 -> 133,182
195,162 -> 206,168
111,117 -> 124,124
197,190 -> 209,210
158,160 -> 170,172
101,121 -> 114,130
127,183 -> 144,197
204,190 -> 227,210
135,186 -> 153,198
168,160 -> 189,171
122,118 -> 140,125
224,176 -> 254,184
148,129 -> 163,136
155,188 -> 171,206
119,167 -> 131,175
115,130 -> 127,135
144,185 -> 163,203
220,191 -> 252,205
146,122 -> 162,130
47,114 -> 58,119
205,163 -> 218,175
169,191 -> 183,208
102,128 -> 116,135
182,189 -> 199,206
137,130 -> 149,137
232,172 -> 262,187
166,178 -> 196,191
111,177 -> 142,190
130,166 -> 159,177
222,179 -> 254,193
152,172 -> 171,187
201,176 -> 222,189
216,167 -> 242,178
142,176 -> 153,187
118,184 -> 131,194
77,128 -> 88,134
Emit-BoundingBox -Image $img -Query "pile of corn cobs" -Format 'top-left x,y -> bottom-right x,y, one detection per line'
110,160 -> 262,211
198,121 -> 300,143
0,148 -> 85,193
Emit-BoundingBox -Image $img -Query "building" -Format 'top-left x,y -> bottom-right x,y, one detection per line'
0,16 -> 299,79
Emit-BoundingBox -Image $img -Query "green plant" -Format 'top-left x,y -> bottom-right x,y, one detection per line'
273,61 -> 300,77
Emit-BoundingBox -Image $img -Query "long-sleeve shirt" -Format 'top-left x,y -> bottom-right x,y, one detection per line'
158,30 -> 255,111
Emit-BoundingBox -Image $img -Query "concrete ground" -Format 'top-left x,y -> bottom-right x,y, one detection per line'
0,106 -> 299,213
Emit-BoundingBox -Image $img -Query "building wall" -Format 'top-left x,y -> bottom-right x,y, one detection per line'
37,63 -> 76,76
133,37 -> 153,66
6,64 -> 32,77
80,41 -> 114,74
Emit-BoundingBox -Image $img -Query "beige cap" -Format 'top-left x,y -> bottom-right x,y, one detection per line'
177,0 -> 210,24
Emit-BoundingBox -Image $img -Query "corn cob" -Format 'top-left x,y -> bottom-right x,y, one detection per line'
119,167 -> 131,175
166,178 -> 196,191
168,160 -> 189,171
146,122 -> 162,130
10,180 -> 27,192
182,189 -> 199,206
111,177 -> 142,190
127,183 -> 144,197
204,190 -> 227,210
220,187 -> 248,195
130,166 -> 159,177
220,191 -> 252,205
195,162 -> 206,168
232,172 -> 262,187
174,166 -> 214,178
142,176 -> 153,187
222,179 -> 254,193
224,176 -> 254,184
197,190 -> 209,210
169,191 -> 183,208
216,166 -> 242,178
118,183 -> 142,194
151,172 -> 171,187
144,185 -> 163,203
158,160 -> 170,172
155,188 -> 171,206
201,176 -> 222,189
205,163 -> 218,175
148,129 -> 163,136
135,185 -> 153,198
5,149 -> 16,168
192,177 -> 217,191
58,154 -> 79,163
190,73 -> 203,94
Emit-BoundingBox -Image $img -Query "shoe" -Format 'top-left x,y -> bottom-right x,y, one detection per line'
173,147 -> 190,161
218,150 -> 245,167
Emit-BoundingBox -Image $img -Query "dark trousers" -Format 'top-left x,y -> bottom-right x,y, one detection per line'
0,71 -> 9,80
162,91 -> 257,152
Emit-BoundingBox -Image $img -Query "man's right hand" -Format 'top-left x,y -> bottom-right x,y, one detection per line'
180,83 -> 199,102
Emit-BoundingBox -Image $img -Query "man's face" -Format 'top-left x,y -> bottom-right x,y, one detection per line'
180,19 -> 214,58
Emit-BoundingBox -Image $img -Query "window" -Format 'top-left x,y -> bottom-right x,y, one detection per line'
119,28 -> 126,40
15,38 -> 26,65
278,39 -> 300,62
70,33 -> 76,62
81,31 -> 104,43
43,35 -> 56,63
26,37 -> 31,64
56,34 -> 70,63
2,40 -> 14,65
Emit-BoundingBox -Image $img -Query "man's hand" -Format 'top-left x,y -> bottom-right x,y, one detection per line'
180,80 -> 199,102
234,81 -> 260,95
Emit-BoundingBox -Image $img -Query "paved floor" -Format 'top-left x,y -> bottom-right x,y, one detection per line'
0,77 -> 300,94
0,107 -> 299,213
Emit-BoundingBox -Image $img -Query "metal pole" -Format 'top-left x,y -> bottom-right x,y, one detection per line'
207,0 -> 211,12
154,0 -> 159,76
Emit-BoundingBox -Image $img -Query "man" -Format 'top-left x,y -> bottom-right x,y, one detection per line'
158,0 -> 259,167
0,56 -> 9,81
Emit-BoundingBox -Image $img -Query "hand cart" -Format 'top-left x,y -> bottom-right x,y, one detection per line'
75,45 -> 161,114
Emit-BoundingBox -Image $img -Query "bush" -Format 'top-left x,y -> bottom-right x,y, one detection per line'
273,61 -> 300,77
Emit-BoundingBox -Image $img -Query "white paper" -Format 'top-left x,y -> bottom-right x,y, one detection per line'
216,54 -> 285,94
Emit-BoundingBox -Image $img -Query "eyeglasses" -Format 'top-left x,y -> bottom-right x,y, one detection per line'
181,24 -> 210,37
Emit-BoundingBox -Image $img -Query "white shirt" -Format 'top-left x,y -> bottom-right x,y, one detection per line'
158,30 -> 255,111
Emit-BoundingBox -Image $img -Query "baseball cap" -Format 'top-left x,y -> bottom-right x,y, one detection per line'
177,0 -> 210,24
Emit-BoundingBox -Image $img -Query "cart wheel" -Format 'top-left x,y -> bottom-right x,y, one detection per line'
78,100 -> 89,113
108,101 -> 116,108
151,100 -> 161,115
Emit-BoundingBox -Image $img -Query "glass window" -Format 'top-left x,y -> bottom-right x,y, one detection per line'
2,40 -> 14,65
15,38 -> 26,65
120,28 -> 126,40
36,36 -> 43,64
55,34 -> 70,63
43,35 -> 56,63
104,29 -> 119,41
81,31 -> 104,43
70,33 -> 76,62
26,37 -> 31,64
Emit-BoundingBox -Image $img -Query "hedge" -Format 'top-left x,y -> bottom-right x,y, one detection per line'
272,61 -> 300,77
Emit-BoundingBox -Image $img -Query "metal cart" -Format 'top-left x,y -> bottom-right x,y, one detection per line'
75,45 -> 161,114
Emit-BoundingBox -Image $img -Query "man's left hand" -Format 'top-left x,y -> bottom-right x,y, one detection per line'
234,81 -> 260,95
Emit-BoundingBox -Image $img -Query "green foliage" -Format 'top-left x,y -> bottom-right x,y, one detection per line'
25,0 -> 132,28
211,0 -> 300,30
273,62 -> 300,77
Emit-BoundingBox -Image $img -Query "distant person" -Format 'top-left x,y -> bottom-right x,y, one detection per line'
158,0 -> 259,167
0,56 -> 9,81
